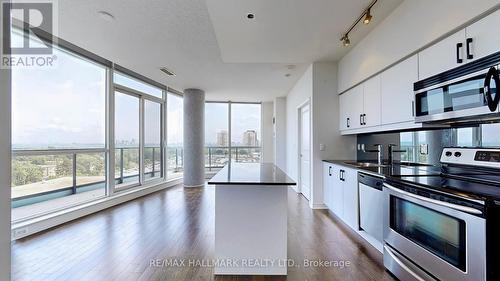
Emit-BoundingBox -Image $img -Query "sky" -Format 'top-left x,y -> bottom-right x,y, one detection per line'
11,31 -> 261,150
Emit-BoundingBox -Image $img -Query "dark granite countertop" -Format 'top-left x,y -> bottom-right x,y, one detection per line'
322,160 -> 442,178
208,163 -> 297,185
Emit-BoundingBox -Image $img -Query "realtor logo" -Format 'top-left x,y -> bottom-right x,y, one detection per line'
1,0 -> 58,68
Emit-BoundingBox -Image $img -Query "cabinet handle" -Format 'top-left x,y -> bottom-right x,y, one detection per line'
363,114 -> 367,125
329,166 -> 332,176
412,101 -> 415,117
339,170 -> 342,181
456,42 -> 463,63
359,114 -> 363,126
347,118 -> 350,128
466,38 -> 473,60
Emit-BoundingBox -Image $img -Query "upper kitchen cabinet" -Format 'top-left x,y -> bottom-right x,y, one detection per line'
466,9 -> 500,62
362,75 -> 381,128
419,9 -> 500,80
339,85 -> 364,131
418,30 -> 467,80
338,77 -> 381,132
380,55 -> 418,125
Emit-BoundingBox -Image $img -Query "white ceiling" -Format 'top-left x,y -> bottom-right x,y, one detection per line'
53,0 -> 402,101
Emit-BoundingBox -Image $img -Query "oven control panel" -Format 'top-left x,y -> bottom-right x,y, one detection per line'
441,148 -> 500,168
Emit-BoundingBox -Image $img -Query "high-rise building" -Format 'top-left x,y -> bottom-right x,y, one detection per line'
242,130 -> 258,146
216,130 -> 228,147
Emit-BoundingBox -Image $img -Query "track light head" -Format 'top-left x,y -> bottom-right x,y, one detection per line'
363,8 -> 372,24
341,35 -> 350,47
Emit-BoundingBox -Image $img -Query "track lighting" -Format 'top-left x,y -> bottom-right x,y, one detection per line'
363,8 -> 372,24
341,35 -> 350,47
340,0 -> 378,47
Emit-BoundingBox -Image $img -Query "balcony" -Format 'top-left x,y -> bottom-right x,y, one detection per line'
166,146 -> 262,173
11,146 -> 261,222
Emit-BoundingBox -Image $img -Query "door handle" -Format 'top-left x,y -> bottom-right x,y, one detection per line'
384,245 -> 426,281
466,38 -> 473,60
456,42 -> 463,63
484,67 -> 500,112
384,183 -> 482,215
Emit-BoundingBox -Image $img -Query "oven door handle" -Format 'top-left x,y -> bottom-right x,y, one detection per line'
384,245 -> 426,281
384,183 -> 482,215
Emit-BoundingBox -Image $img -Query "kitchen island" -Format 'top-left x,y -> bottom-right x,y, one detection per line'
208,163 -> 296,275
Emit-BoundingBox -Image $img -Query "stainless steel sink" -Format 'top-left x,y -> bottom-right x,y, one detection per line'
343,161 -> 390,168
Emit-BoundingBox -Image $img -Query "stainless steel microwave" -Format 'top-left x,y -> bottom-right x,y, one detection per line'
414,52 -> 500,124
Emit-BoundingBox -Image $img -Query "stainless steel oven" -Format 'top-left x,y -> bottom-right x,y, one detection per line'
383,182 -> 486,281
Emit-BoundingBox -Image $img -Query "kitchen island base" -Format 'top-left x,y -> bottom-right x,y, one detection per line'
214,184 -> 288,275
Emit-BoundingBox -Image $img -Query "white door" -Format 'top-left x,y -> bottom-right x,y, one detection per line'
299,104 -> 311,200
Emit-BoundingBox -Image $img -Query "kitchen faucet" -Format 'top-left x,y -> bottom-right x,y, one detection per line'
362,144 -> 383,165
388,144 -> 407,165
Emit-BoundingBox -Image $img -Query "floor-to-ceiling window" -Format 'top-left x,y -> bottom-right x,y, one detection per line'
114,91 -> 140,188
204,102 -> 262,172
113,72 -> 165,190
10,27 -> 169,222
230,103 -> 262,163
167,93 -> 183,179
205,102 -> 229,171
144,100 -> 163,181
11,30 -> 107,221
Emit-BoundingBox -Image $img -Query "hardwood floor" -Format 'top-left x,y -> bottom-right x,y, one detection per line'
12,184 -> 396,281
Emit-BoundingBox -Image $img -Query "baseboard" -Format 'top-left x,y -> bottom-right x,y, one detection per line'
310,203 -> 328,209
11,178 -> 183,240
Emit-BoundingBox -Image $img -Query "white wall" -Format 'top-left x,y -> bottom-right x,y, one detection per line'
0,18 -> 12,280
338,0 -> 500,93
310,62 -> 356,208
273,97 -> 286,170
261,101 -> 274,163
285,63 -> 356,208
286,65 -> 313,185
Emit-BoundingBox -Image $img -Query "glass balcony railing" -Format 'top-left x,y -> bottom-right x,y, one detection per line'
11,148 -> 107,221
167,146 -> 262,173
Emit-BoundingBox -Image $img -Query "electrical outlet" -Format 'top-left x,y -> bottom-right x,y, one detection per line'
319,144 -> 326,151
420,144 -> 429,155
13,227 -> 28,238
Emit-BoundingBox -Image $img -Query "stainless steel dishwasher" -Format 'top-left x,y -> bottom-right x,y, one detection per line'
358,173 -> 384,243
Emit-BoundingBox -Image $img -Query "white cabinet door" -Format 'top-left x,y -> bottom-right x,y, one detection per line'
323,163 -> 333,209
331,165 -> 343,218
363,75 -> 381,127
466,10 -> 500,62
342,167 -> 358,231
339,86 -> 363,131
380,55 -> 419,125
339,93 -> 349,131
418,30 -> 466,80
351,85 -> 364,129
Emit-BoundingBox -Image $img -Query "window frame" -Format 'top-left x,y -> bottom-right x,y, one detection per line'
10,23 -> 174,222
112,83 -> 166,193
205,101 -> 263,169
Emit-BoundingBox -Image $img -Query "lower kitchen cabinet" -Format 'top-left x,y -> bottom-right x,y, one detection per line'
322,162 -> 358,231
341,167 -> 358,231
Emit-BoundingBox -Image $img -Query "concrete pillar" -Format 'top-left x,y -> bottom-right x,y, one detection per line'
183,88 -> 205,187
